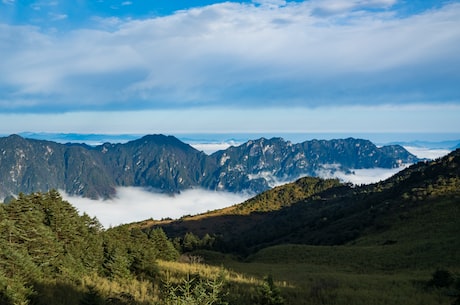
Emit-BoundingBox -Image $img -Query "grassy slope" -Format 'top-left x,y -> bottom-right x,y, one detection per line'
190,195 -> 458,305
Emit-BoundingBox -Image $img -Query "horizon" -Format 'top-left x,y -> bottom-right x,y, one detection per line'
3,130 -> 460,147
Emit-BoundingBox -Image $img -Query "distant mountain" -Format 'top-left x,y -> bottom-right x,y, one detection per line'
151,148 -> 460,259
17,132 -> 140,145
0,134 -> 419,199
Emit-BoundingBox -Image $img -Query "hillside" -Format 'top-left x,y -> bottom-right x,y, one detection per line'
0,134 -> 418,199
152,149 -> 460,257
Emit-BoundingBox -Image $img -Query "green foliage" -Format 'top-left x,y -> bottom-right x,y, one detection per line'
0,190 -> 179,304
234,177 -> 342,214
428,269 -> 455,288
162,272 -> 228,305
252,275 -> 284,305
79,285 -> 104,305
149,228 -> 180,261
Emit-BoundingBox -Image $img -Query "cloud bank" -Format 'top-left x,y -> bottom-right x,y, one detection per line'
63,188 -> 252,228
1,1 -> 459,112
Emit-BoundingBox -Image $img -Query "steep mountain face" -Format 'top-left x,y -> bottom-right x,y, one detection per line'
0,134 -> 419,199
206,137 -> 418,191
0,135 -> 116,199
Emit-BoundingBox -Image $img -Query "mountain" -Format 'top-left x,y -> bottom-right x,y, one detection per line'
0,134 -> 419,199
208,137 -> 417,192
151,148 -> 460,258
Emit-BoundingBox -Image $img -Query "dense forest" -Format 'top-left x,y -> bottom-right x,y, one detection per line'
1,149 -> 459,304
0,190 -> 180,304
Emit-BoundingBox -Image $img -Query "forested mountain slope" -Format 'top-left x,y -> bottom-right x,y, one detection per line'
153,149 -> 460,256
0,134 -> 418,199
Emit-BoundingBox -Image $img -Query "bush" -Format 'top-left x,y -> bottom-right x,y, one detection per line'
162,272 -> 228,305
428,269 -> 454,288
252,275 -> 284,305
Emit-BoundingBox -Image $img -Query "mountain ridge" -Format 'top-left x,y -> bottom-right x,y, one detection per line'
150,148 -> 460,257
0,134 -> 419,199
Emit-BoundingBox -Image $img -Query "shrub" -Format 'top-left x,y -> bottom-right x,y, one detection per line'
252,275 -> 284,305
162,272 -> 228,305
428,269 -> 454,288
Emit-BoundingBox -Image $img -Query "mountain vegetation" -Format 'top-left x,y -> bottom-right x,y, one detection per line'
0,146 -> 458,304
0,134 -> 418,199
152,149 -> 460,257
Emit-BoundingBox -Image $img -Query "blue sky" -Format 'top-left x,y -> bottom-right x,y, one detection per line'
1,0 -> 459,137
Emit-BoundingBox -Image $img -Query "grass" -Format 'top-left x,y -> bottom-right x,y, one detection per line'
212,256 -> 457,305
32,241 -> 459,305
195,194 -> 459,304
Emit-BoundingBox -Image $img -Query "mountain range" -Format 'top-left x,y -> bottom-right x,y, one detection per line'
0,134 -> 419,199
150,148 -> 460,259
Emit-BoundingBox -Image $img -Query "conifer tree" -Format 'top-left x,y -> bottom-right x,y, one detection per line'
149,228 -> 180,261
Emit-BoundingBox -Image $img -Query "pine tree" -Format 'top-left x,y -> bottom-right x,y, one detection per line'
80,285 -> 103,305
149,228 -> 180,261
252,275 -> 284,305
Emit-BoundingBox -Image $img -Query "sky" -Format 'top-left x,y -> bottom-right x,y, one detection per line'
1,0 -> 460,137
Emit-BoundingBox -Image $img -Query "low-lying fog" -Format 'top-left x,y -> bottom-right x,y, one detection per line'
64,188 -> 252,228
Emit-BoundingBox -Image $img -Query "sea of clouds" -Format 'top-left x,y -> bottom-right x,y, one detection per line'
61,142 -> 453,228
64,188 -> 252,228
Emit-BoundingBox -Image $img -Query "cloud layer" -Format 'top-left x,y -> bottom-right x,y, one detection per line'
63,188 -> 252,228
1,1 -> 459,113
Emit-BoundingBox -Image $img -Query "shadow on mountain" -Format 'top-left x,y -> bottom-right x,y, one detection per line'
31,281 -> 152,305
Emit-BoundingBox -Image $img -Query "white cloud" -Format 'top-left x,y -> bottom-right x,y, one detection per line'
252,0 -> 287,8
1,2 -> 459,111
49,13 -> 68,21
190,142 -> 235,154
309,0 -> 397,16
315,164 -> 407,185
403,146 -> 451,160
63,187 -> 252,228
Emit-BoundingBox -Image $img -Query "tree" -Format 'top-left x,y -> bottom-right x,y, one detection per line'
162,272 -> 228,305
80,285 -> 104,305
102,242 -> 131,279
252,275 -> 284,305
182,232 -> 200,252
428,269 -> 454,288
149,228 -> 180,261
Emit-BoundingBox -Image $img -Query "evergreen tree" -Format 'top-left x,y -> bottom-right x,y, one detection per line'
80,285 -> 104,305
149,228 -> 180,261
252,275 -> 284,305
